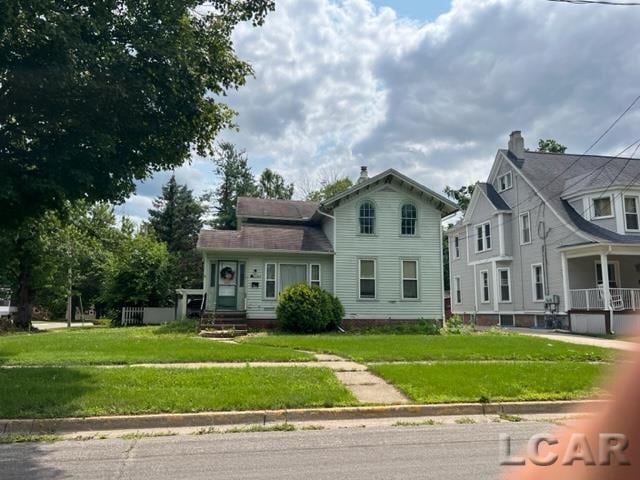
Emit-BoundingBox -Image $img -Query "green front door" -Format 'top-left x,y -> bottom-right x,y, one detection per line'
216,261 -> 238,310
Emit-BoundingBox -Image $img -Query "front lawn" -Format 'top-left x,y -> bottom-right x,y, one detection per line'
243,333 -> 614,362
0,366 -> 356,418
370,362 -> 608,403
0,327 -> 313,365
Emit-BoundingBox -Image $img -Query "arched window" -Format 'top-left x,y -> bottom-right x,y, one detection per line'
359,201 -> 375,234
401,204 -> 417,235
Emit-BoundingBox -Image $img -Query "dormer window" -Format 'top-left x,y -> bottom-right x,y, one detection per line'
624,196 -> 639,231
592,196 -> 613,219
359,201 -> 375,234
497,172 -> 512,192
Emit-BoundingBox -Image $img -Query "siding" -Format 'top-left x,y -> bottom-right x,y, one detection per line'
334,183 -> 444,320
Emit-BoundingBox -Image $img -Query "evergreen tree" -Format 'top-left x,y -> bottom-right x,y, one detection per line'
537,139 -> 567,153
258,168 -> 294,200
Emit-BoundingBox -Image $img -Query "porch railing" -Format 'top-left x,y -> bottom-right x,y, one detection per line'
570,288 -> 640,312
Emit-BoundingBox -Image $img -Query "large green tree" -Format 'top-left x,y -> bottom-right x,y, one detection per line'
258,168 -> 294,200
306,177 -> 353,202
444,184 -> 475,212
537,138 -> 567,153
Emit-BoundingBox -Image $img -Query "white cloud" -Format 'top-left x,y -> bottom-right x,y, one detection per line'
123,0 -> 640,220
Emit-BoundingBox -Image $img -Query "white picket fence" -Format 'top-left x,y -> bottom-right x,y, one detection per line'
121,306 -> 176,326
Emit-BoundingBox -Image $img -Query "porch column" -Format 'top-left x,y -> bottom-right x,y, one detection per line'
600,251 -> 611,310
179,290 -> 188,319
560,252 -> 571,312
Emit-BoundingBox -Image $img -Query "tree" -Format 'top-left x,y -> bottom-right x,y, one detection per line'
147,175 -> 205,253
257,168 -> 294,200
444,184 -> 476,212
306,177 -> 353,202
537,139 -> 567,153
205,142 -> 257,229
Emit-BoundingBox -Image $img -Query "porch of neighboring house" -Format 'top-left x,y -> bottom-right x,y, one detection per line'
562,245 -> 640,335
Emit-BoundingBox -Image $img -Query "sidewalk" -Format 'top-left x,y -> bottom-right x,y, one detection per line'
508,328 -> 639,352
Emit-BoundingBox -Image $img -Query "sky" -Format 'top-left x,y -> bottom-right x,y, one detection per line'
117,0 -> 640,223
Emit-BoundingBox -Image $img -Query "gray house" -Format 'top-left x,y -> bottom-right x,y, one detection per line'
197,167 -> 457,328
448,131 -> 640,335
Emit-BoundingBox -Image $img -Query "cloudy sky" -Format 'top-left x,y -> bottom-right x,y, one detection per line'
118,0 -> 640,222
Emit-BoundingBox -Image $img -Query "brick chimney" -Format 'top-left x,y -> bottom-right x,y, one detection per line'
508,130 -> 525,157
357,166 -> 369,184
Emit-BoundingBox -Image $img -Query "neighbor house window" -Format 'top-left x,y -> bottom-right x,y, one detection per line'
480,270 -> 490,303
210,263 -> 217,287
592,196 -> 613,218
532,264 -> 545,302
359,259 -> 376,299
454,277 -> 462,304
497,172 -> 512,192
402,260 -> 418,299
624,196 -> 639,231
265,263 -> 276,299
520,212 -> 531,245
359,201 -> 375,234
310,264 -> 321,287
498,268 -> 511,302
401,204 -> 417,235
476,222 -> 491,252
454,236 -> 460,259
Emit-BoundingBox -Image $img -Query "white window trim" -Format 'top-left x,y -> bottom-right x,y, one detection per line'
479,269 -> 490,304
497,267 -> 512,303
453,235 -> 460,259
623,195 -> 640,232
358,200 -> 376,235
519,211 -> 532,245
401,259 -> 419,300
264,262 -> 277,300
454,276 -> 462,304
590,194 -> 615,220
497,171 -> 513,192
475,221 -> 492,253
358,258 -> 377,300
310,263 -> 321,287
400,203 -> 418,236
531,263 -> 545,303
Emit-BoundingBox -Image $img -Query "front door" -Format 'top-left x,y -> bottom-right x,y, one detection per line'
217,261 -> 238,310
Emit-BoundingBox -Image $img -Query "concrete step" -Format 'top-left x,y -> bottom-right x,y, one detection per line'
199,329 -> 248,338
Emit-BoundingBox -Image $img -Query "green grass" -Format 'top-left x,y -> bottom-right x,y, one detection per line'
243,333 -> 614,362
0,366 -> 356,419
370,362 -> 607,404
0,326 -> 313,365
0,433 -> 62,444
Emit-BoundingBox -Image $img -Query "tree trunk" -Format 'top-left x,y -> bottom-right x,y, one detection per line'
14,236 -> 33,330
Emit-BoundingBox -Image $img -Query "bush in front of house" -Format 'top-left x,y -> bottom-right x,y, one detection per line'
276,283 -> 344,333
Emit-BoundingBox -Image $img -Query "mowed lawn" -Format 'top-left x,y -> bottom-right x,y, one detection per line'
243,333 -> 614,362
0,366 -> 356,418
370,362 -> 608,403
0,327 -> 313,365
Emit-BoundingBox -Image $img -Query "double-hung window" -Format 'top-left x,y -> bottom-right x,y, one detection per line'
310,264 -> 321,287
401,204 -> 417,235
401,260 -> 418,299
624,196 -> 639,231
265,263 -> 276,299
454,236 -> 460,259
454,277 -> 462,304
359,201 -> 375,234
497,172 -> 512,192
531,264 -> 545,302
480,270 -> 490,303
498,268 -> 511,303
519,212 -> 531,244
476,222 -> 491,252
359,259 -> 376,299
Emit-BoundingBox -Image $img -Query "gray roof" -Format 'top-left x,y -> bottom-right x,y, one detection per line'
500,149 -> 640,245
236,197 -> 319,221
476,182 -> 511,211
197,224 -> 333,253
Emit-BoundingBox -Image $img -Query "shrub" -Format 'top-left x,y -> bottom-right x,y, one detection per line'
276,284 -> 344,333
440,314 -> 474,335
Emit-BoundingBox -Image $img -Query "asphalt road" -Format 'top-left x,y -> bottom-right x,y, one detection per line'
0,422 -> 553,479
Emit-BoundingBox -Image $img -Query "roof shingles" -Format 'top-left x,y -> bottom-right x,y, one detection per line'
236,197 -> 319,220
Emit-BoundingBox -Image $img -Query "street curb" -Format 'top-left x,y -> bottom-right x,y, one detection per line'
0,400 -> 607,434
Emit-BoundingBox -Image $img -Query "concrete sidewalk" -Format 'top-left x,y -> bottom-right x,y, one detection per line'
509,328 -> 639,352
32,321 -> 95,331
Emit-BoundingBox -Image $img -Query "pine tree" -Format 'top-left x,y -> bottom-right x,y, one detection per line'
258,168 -> 294,200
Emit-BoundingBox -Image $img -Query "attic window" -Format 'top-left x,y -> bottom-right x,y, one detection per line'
497,172 -> 512,192
592,196 -> 613,219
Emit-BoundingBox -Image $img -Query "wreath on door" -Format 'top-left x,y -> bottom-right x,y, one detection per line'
220,266 -> 235,282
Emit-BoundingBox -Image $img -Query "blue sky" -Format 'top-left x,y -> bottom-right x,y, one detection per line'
119,0 -> 640,223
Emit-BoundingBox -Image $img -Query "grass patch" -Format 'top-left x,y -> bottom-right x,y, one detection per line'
243,333 -> 614,362
370,362 -> 607,403
498,413 -> 524,422
225,423 -> 296,433
0,433 -> 62,444
393,419 -> 439,427
0,326 -> 312,365
454,417 -> 476,424
0,366 -> 356,419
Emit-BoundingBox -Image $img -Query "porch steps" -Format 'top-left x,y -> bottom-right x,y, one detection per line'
199,311 -> 248,338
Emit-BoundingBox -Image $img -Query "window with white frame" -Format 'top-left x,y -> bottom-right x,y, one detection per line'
519,212 -> 531,244
359,201 -> 375,234
265,263 -> 276,299
310,264 -> 321,287
454,235 -> 460,259
624,196 -> 639,231
454,277 -> 462,304
476,222 -> 491,252
531,264 -> 545,302
592,196 -> 613,219
498,268 -> 511,302
402,260 -> 418,299
401,204 -> 417,235
359,259 -> 376,299
480,270 -> 490,303
497,172 -> 512,192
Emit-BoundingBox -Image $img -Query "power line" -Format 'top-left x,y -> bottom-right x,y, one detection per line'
547,0 -> 640,5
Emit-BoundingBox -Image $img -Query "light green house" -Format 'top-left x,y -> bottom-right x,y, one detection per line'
196,167 -> 457,328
